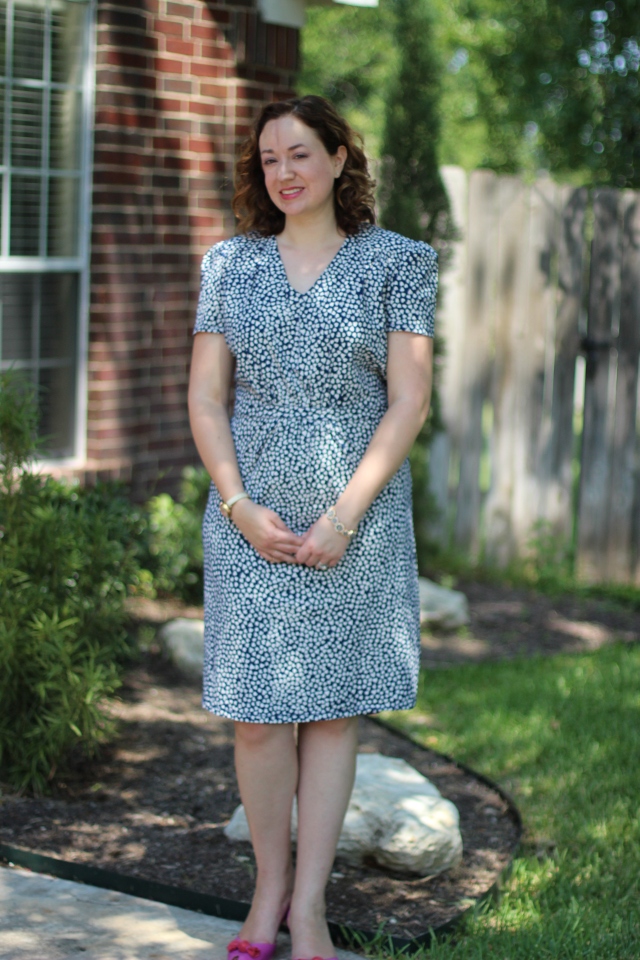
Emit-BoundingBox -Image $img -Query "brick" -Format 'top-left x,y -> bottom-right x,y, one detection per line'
153,96 -> 183,113
99,29 -> 157,52
155,56 -> 184,74
161,78 -> 193,94
165,38 -> 195,56
198,121 -> 225,138
186,136 -> 213,154
153,18 -> 183,37
190,22 -> 217,41
150,173 -> 183,190
97,7 -> 148,33
199,81 -> 227,98
96,67 -> 157,90
189,98 -> 221,116
166,2 -> 195,18
93,129 -> 147,149
94,148 -> 149,168
161,154 -> 184,170
153,135 -> 182,151
191,60 -> 224,78
161,117 -> 192,133
99,49 -> 151,71
93,169 -> 146,187
196,158 -> 218,174
201,42 -> 230,60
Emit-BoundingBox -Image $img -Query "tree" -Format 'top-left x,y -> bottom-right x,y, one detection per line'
299,3 -> 397,160
300,0 -> 640,188
378,0 -> 457,250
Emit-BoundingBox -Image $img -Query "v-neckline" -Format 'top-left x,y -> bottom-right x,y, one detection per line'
271,233 -> 351,297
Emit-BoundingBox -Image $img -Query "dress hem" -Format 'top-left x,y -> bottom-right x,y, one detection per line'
200,699 -> 417,724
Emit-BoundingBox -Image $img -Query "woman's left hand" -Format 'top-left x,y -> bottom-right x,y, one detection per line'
295,515 -> 351,568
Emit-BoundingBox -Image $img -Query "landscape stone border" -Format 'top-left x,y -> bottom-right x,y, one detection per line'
0,720 -> 522,953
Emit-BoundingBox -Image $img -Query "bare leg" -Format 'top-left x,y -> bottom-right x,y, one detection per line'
288,717 -> 359,960
234,722 -> 297,943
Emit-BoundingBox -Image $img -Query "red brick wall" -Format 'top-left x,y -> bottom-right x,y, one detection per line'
85,0 -> 298,496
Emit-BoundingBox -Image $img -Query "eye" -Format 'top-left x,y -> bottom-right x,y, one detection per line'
293,153 -> 308,160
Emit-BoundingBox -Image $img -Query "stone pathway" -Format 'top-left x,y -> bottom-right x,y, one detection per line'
0,865 -> 361,960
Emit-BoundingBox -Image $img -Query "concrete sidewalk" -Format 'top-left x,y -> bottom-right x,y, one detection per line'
0,865 -> 362,960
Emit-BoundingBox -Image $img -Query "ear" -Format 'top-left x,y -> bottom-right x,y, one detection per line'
334,145 -> 348,177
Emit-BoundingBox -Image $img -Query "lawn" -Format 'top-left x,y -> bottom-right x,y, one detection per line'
379,642 -> 640,959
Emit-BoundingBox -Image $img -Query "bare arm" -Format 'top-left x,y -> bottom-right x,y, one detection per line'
188,332 -> 303,563
338,331 -> 434,525
295,331 -> 434,566
188,331 -> 242,501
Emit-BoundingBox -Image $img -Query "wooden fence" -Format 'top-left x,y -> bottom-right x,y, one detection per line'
429,167 -> 640,585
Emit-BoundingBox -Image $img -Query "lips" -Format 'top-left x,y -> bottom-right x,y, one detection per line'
280,187 -> 304,199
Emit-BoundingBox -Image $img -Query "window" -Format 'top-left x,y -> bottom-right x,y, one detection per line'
0,0 -> 93,458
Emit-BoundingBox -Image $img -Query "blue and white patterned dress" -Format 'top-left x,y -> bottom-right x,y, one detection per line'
193,223 -> 438,723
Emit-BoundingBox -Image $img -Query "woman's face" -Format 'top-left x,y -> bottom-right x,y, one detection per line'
259,114 -> 347,220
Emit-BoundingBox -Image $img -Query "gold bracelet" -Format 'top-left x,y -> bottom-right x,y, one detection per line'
326,505 -> 356,538
220,491 -> 249,518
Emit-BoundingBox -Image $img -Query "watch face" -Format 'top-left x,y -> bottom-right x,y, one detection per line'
220,501 -> 230,518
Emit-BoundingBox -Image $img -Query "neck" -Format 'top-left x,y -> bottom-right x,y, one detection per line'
279,198 -> 343,250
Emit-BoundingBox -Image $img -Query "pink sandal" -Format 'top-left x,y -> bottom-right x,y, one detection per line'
227,941 -> 278,960
227,906 -> 290,960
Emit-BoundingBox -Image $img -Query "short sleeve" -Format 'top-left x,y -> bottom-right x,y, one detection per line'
384,243 -> 438,337
193,244 -> 226,334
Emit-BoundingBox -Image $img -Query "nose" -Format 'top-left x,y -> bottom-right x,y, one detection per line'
275,157 -> 295,181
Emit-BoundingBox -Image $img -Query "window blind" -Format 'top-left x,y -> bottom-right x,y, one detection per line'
0,0 -> 91,459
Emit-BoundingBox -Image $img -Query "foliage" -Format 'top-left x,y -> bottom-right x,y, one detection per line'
378,0 -> 457,251
0,369 -> 40,477
139,466 -> 210,605
300,0 -> 640,188
0,372 -> 144,794
380,643 -> 640,958
299,3 -> 397,162
456,0 -> 640,187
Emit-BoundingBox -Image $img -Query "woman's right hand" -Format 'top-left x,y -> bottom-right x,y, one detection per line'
231,499 -> 304,564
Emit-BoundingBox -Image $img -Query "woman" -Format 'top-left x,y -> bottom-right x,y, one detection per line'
188,95 -> 437,960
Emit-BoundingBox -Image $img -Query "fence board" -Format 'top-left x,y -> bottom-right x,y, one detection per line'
429,166 -> 469,537
577,189 -> 620,581
538,186 -> 587,537
511,178 -> 559,553
430,169 -> 639,583
483,176 -> 530,562
454,170 -> 498,552
605,192 -> 640,581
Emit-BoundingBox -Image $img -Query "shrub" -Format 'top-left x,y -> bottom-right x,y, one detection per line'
0,372 -> 144,793
139,466 -> 210,606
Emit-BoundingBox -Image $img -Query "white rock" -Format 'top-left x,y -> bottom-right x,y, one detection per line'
418,577 -> 469,630
157,618 -> 204,681
225,753 -> 462,877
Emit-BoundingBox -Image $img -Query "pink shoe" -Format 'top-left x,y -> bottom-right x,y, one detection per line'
227,941 -> 277,960
227,906 -> 290,960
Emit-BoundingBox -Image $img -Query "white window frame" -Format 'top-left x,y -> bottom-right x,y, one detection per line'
0,0 -> 96,467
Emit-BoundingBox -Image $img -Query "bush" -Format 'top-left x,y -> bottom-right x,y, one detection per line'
0,372 -> 144,793
139,466 -> 210,605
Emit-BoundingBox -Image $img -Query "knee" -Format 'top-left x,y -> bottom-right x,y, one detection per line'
302,716 -> 359,739
234,721 -> 291,750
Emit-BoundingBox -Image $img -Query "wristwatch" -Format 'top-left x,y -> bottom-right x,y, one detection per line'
220,491 -> 249,518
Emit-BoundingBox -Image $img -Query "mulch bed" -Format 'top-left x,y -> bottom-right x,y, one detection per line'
419,578 -> 639,669
0,653 -> 519,942
2,581 -> 635,942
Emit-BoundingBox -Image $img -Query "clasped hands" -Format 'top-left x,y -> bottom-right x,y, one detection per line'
231,498 -> 350,569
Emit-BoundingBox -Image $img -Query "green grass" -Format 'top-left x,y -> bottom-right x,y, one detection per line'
375,643 -> 640,959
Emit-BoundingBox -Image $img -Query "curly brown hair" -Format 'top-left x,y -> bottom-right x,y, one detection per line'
232,95 -> 376,237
